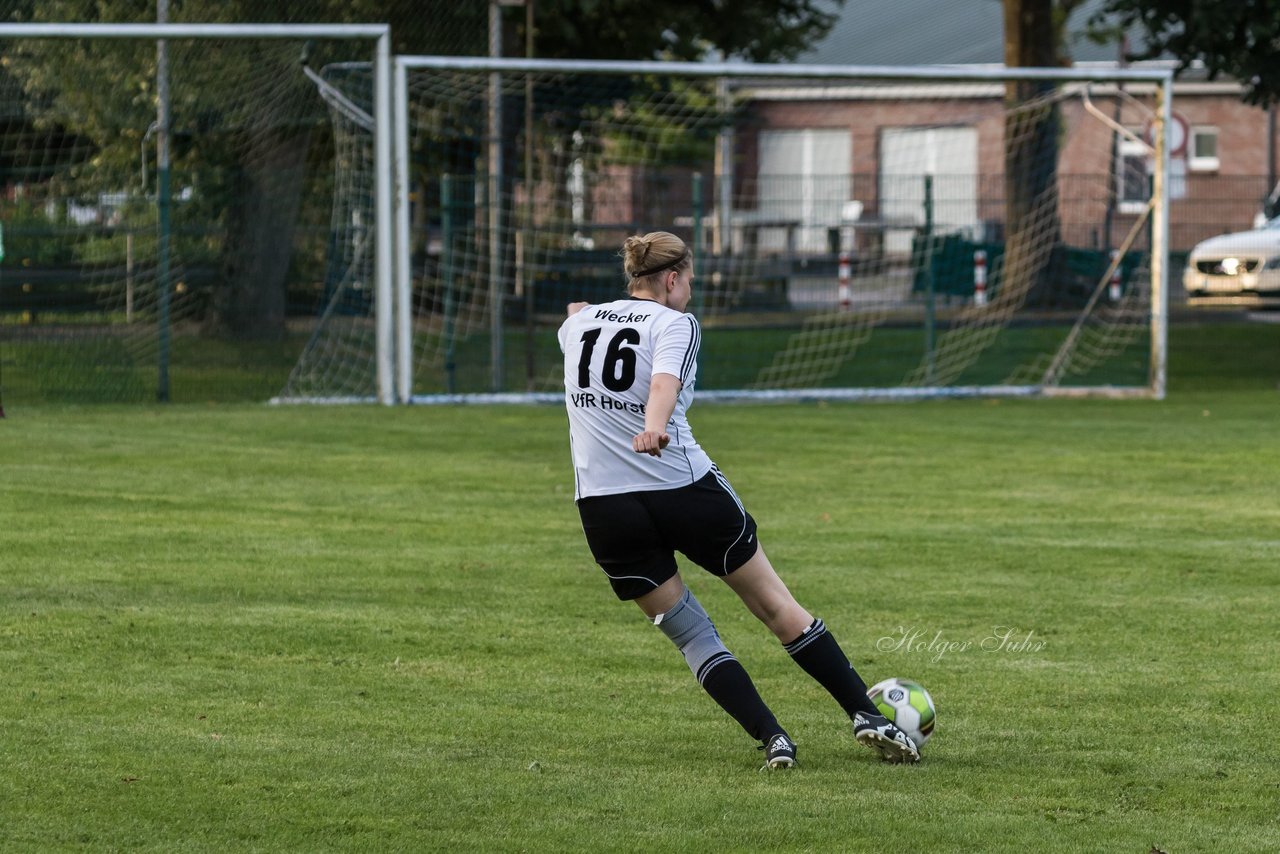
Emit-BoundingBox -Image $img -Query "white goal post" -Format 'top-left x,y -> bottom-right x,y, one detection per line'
393,57 -> 1173,404
0,23 -> 396,404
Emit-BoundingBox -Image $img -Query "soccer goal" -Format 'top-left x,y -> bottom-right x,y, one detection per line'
0,23 -> 393,406
394,57 -> 1173,403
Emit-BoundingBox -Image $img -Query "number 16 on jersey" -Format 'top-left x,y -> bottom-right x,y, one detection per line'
576,327 -> 641,392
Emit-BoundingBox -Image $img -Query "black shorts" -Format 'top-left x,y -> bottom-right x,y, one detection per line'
576,468 -> 760,601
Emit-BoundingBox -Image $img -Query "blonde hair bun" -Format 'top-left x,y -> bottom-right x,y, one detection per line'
621,231 -> 689,283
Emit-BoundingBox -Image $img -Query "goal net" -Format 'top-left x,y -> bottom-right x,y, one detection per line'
0,24 -> 390,407
395,58 -> 1171,403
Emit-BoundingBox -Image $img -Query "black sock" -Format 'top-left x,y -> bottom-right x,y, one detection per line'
784,618 -> 880,720
699,659 -> 784,742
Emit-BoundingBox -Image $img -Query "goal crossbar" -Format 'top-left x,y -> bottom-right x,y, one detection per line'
396,55 -> 1174,85
0,23 -> 388,39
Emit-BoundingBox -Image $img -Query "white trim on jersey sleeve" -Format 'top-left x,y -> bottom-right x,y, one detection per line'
651,314 -> 699,385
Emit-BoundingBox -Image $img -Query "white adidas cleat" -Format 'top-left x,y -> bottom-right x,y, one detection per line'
853,712 -> 920,764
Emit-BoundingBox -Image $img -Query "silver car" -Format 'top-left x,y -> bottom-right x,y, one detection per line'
1183,217 -> 1280,306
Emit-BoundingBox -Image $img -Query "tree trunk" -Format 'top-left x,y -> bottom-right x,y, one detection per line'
1003,0 -> 1063,306
207,126 -> 311,341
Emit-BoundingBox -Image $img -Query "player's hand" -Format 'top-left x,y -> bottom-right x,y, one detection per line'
632,430 -> 670,457
566,301 -> 589,316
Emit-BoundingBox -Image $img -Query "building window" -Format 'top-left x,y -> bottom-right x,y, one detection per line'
757,128 -> 851,253
1117,133 -> 1150,215
879,126 -> 979,253
1188,126 -> 1219,172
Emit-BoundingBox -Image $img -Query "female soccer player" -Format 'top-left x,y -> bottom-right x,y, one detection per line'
558,230 -> 919,768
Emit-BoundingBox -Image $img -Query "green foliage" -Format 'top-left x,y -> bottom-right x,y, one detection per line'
599,75 -> 725,166
1,197 -> 76,265
0,191 -> 217,270
1091,0 -> 1280,105
530,0 -> 845,62
6,0 -> 845,63
0,1 -> 847,340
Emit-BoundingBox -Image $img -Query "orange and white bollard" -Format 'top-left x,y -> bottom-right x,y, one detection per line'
973,249 -> 988,306
1109,250 -> 1122,301
838,251 -> 851,310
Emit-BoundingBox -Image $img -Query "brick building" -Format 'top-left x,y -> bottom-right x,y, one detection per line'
731,73 -> 1276,258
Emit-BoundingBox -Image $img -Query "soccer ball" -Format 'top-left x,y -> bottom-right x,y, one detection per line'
867,678 -> 936,748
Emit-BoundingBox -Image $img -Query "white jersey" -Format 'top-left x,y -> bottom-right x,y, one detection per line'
558,297 -> 713,499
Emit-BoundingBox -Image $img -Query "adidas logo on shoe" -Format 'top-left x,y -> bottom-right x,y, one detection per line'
760,733 -> 797,770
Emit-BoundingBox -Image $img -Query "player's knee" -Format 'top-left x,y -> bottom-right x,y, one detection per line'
653,587 -> 735,684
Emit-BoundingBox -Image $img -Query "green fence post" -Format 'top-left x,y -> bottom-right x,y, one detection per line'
692,171 -> 704,315
0,221 -> 4,419
155,18 -> 172,403
923,174 -> 936,384
442,174 -> 457,394
156,161 -> 172,402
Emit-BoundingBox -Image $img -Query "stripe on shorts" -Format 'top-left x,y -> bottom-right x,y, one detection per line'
711,465 -> 749,573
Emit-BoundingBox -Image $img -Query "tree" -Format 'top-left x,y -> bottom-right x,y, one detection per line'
1002,0 -> 1063,305
0,0 -> 488,340
527,0 -> 843,63
999,0 -> 1100,305
0,0 -> 843,339
1091,0 -> 1280,106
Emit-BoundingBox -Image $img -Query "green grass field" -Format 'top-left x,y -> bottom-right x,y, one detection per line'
2,322 -> 1278,852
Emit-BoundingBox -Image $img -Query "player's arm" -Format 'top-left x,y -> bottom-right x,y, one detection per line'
558,303 -> 590,352
633,372 -> 680,457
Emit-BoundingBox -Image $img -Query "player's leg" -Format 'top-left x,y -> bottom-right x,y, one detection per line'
579,490 -> 793,767
724,545 -> 880,716
650,467 -> 917,763
724,545 -> 919,763
647,467 -> 880,720
637,575 -> 796,768
632,572 -> 685,618
718,543 -> 813,641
